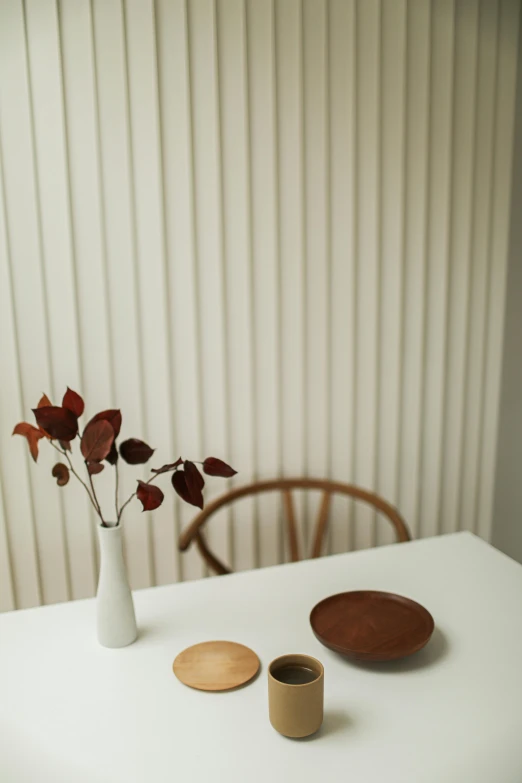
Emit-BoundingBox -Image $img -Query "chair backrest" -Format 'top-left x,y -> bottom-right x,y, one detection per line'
178,478 -> 411,575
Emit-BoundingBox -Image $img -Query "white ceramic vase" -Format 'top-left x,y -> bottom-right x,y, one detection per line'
96,524 -> 137,648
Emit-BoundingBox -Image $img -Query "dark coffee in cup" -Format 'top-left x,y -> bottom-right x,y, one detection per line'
271,664 -> 318,685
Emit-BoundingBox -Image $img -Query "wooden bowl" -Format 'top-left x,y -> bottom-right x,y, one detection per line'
310,590 -> 434,662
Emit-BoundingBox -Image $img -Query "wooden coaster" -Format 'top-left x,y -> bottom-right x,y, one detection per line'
173,641 -> 260,692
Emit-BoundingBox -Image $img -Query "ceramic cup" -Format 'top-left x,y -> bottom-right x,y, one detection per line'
268,654 -> 324,738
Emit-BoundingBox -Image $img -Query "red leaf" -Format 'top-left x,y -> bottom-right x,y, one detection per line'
105,441 -> 119,465
59,440 -> 72,452
36,395 -> 53,438
12,422 -> 45,462
136,480 -> 164,512
62,387 -> 84,417
81,420 -> 114,461
172,470 -> 201,508
86,409 -> 122,439
185,460 -> 204,489
119,438 -> 155,465
33,406 -> 78,441
182,461 -> 204,509
202,457 -> 237,478
87,461 -> 104,475
151,457 -> 182,474
52,463 -> 70,486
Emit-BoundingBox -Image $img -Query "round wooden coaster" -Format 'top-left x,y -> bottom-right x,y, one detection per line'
173,641 -> 260,692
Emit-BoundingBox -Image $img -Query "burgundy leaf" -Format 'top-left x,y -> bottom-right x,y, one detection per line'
36,394 -> 53,438
105,441 -> 119,465
119,438 -> 155,465
87,461 -> 104,475
151,457 -> 183,474
136,480 -> 164,512
12,422 -> 45,462
184,460 -> 204,489
182,460 -> 204,509
202,457 -> 237,478
86,409 -> 122,439
172,470 -> 202,508
33,406 -> 79,441
59,440 -> 72,452
62,387 -> 84,418
52,463 -> 70,486
81,420 -> 114,462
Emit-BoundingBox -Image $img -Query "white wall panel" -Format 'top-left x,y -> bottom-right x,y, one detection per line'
276,0 -> 307,558
216,0 -> 256,572
155,0 -> 205,582
0,142 -> 42,609
440,0 -> 479,539
377,0 -> 407,548
329,0 -> 356,556
25,0 -> 95,601
0,0 -> 70,605
247,0 -> 282,568
399,0 -> 431,540
354,0 -> 380,551
0,0 -> 519,609
124,0 -> 178,587
420,0 -> 455,540
461,0 -> 501,537
303,0 -> 330,553
58,0 -> 114,573
187,0 -> 232,567
91,0 -> 150,588
478,0 -> 520,542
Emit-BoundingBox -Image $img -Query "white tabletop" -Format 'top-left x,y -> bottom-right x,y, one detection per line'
1,532 -> 522,782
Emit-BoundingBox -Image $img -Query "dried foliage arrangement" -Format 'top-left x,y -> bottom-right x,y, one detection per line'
13,388 -> 236,527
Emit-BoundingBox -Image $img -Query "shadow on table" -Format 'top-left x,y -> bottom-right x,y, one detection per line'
292,710 -> 353,742
340,627 -> 449,674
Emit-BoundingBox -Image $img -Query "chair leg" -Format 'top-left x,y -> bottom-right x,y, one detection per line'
195,532 -> 231,576
311,491 -> 331,558
282,490 -> 300,561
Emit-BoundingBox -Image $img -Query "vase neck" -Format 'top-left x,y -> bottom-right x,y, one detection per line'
97,524 -> 123,555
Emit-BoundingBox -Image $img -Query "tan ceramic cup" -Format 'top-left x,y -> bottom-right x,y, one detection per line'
268,654 -> 324,738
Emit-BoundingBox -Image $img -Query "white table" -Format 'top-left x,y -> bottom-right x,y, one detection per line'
1,532 -> 522,782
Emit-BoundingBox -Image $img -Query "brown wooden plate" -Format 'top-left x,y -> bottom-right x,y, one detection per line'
310,591 -> 434,662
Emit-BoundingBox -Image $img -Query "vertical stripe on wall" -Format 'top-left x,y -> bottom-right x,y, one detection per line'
0,0 -> 519,610
377,0 -> 406,548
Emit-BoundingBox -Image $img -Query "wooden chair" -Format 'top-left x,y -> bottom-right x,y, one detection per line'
178,478 -> 411,576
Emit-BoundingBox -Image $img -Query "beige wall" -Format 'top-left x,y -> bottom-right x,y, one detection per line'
0,0 -> 520,611
492,8 -> 522,564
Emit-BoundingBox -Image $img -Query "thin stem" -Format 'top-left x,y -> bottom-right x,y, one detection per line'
50,442 -> 103,522
86,465 -> 103,520
114,461 -> 120,519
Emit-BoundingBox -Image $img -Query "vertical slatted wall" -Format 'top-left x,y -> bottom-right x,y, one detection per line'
0,0 -> 519,611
